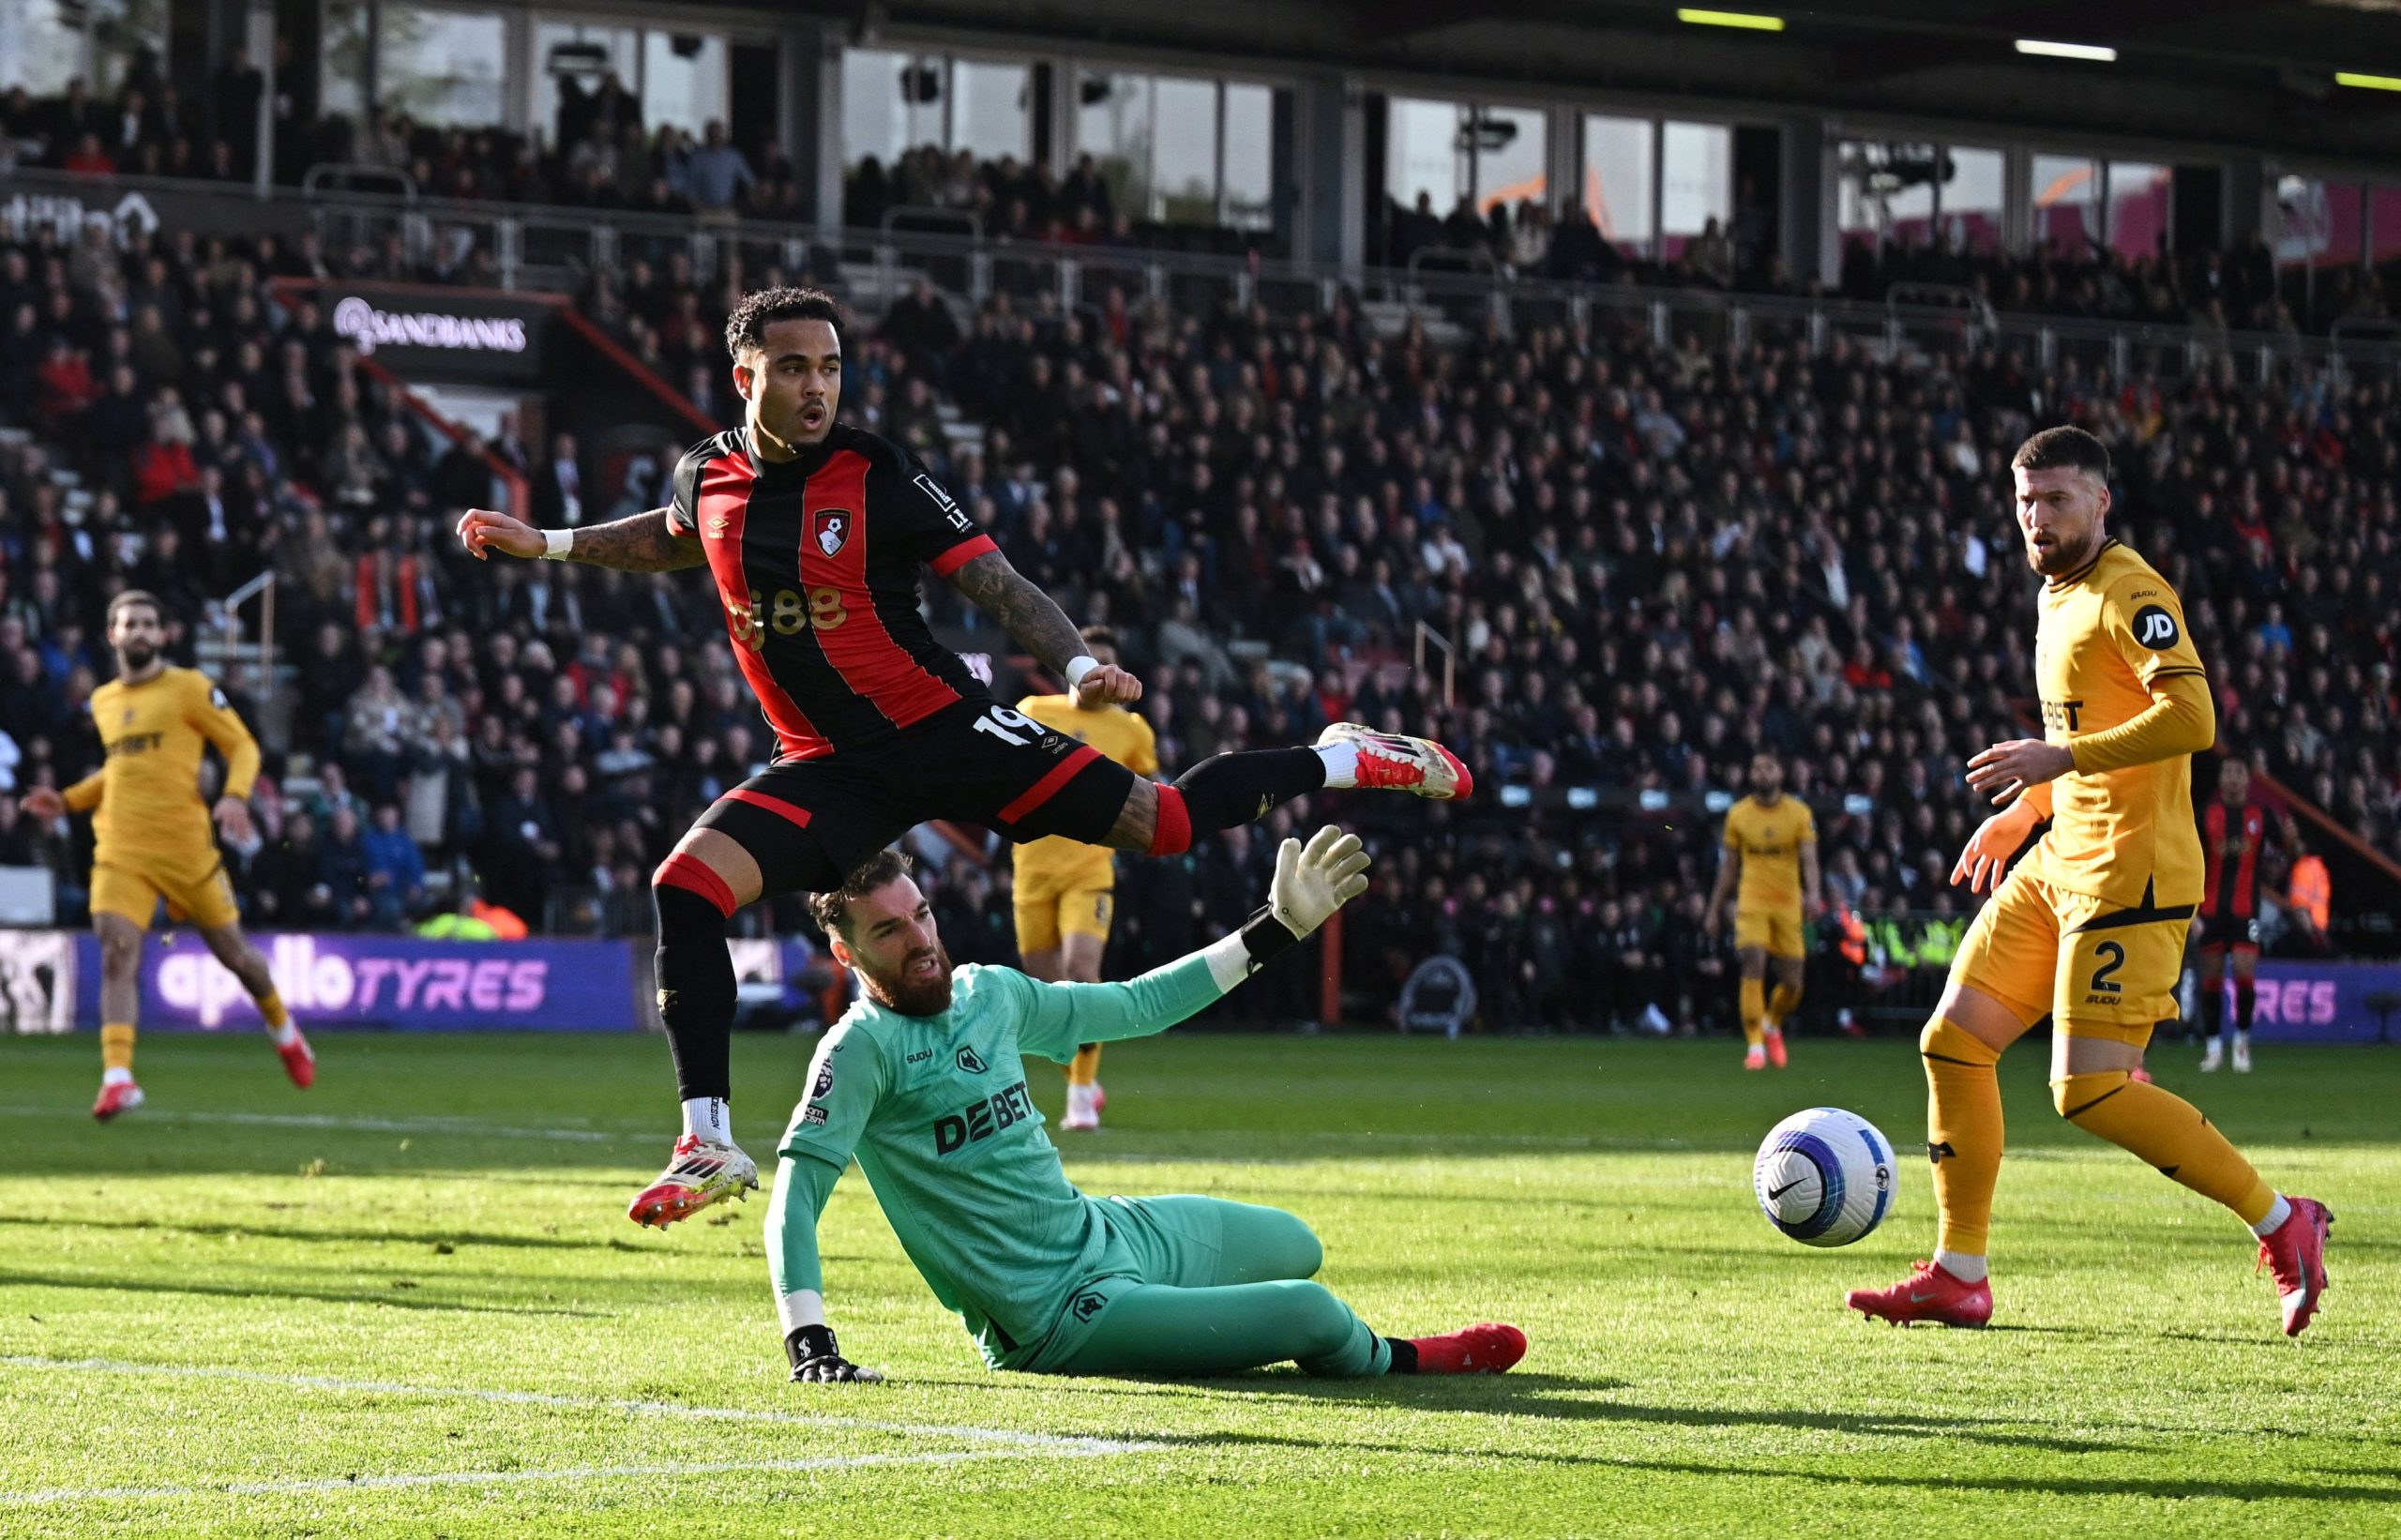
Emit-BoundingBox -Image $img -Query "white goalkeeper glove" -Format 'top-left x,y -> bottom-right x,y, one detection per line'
1269,825 -> 1373,939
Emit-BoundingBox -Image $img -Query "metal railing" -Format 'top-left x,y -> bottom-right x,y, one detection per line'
213,570 -> 276,688
9,165 -> 2401,387
1412,620 -> 1457,709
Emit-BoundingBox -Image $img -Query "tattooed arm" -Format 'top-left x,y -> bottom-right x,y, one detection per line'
946,550 -> 1142,704
455,506 -> 707,573
946,550 -> 1084,673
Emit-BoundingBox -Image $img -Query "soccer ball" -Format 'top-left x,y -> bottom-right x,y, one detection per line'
1753,1107 -> 1895,1247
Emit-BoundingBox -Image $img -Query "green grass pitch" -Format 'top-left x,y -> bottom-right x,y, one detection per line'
1,1027 -> 2395,1536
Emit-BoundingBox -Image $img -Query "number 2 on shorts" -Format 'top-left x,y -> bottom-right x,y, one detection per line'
2088,940 -> 2126,997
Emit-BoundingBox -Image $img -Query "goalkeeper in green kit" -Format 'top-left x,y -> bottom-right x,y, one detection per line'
768,826 -> 1527,1382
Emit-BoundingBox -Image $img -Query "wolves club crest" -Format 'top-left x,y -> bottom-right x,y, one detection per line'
812,509 -> 853,557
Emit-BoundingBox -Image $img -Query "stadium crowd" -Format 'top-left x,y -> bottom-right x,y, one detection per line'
1378,189 -> 2401,340
11,53 -> 2400,331
0,208 -> 2394,1031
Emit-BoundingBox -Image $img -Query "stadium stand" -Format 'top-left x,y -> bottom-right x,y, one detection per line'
1,184 -> 2396,1033
9,56 -> 2401,329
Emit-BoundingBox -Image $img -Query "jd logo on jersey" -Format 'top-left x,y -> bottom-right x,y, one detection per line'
812,510 -> 852,557
2133,605 -> 2180,650
957,1046 -> 988,1075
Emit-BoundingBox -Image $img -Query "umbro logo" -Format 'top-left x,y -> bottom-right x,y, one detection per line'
957,1046 -> 988,1075
705,514 -> 732,537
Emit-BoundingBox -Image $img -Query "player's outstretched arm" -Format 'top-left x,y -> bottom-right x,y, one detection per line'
1016,827 -> 1372,1049
1703,847 -> 1739,938
766,1154 -> 883,1384
946,550 -> 1141,707
455,506 -> 706,573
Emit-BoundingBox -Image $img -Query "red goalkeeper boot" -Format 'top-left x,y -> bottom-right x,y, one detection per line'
1406,1322 -> 1526,1374
1847,1260 -> 1993,1328
2257,1197 -> 2333,1337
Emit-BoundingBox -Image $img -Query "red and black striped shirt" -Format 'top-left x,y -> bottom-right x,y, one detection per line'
668,426 -> 998,760
2200,799 -> 2268,919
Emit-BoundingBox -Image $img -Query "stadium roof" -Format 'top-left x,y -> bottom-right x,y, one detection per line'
842,0 -> 2401,164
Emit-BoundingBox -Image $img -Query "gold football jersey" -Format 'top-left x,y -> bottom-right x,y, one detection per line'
1722,794 -> 1815,913
63,667 -> 260,859
2027,541 -> 2208,908
1008,695 -> 1159,903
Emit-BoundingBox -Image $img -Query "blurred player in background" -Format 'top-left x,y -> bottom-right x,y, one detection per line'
2195,757 -> 2269,1073
1012,626 -> 1158,1131
1704,751 -> 1820,1070
1848,427 -> 2330,1336
15,592 -> 313,1119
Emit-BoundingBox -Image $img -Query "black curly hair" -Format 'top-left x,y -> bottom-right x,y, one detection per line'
723,286 -> 844,360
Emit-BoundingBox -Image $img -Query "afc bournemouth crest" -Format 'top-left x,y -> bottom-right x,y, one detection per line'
812,509 -> 853,557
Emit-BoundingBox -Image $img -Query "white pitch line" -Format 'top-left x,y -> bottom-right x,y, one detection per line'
0,1355 -> 1157,1456
0,1102 -> 1621,1152
0,1105 -> 649,1143
1,1448 -> 1109,1506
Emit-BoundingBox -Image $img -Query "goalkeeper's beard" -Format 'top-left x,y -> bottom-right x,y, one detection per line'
858,942 -> 957,1016
119,643 -> 158,672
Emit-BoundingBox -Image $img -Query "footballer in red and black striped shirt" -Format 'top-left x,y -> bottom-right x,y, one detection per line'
2194,757 -> 2273,1070
457,287 -> 1473,1229
662,421 -> 996,760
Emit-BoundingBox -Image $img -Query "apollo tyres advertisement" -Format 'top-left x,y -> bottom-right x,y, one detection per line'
56,932 -> 640,1033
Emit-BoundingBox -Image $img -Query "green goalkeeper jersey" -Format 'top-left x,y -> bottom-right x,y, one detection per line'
774,955 -> 1227,1364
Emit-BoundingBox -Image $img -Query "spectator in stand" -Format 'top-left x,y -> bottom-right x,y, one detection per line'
531,431 -> 585,528
316,805 -> 374,929
342,665 -> 423,803
684,120 -> 754,218
361,801 -> 428,929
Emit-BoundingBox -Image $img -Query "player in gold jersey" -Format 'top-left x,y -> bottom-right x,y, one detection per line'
1010,627 -> 1159,1130
1847,428 -> 2330,1336
17,592 -> 314,1119
1704,751 -> 1820,1070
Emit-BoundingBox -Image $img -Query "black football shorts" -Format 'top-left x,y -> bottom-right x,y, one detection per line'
691,696 -> 1136,896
